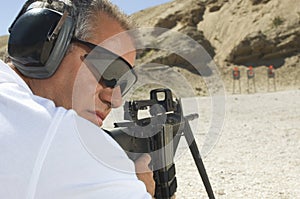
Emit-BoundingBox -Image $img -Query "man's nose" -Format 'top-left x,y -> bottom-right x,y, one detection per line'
110,86 -> 123,108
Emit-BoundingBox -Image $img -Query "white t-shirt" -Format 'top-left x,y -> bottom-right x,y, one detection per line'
0,61 -> 151,199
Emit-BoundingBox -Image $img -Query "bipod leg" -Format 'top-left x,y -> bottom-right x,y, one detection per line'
183,118 -> 215,199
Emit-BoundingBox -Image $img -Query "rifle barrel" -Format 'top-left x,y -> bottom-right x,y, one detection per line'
185,113 -> 199,121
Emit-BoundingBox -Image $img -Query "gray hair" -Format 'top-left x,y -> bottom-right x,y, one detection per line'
74,0 -> 134,40
31,0 -> 134,40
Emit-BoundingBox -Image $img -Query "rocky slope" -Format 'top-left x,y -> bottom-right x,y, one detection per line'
1,0 -> 299,95
0,35 -> 8,62
131,0 -> 300,95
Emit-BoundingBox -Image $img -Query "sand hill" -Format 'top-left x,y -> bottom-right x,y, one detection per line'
0,35 -> 8,62
131,0 -> 300,95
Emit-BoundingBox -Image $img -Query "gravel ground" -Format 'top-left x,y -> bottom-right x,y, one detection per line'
175,90 -> 300,199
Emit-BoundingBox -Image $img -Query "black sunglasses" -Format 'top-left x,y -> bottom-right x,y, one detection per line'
72,37 -> 137,96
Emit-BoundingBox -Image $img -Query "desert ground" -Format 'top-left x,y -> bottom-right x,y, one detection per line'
174,90 -> 300,199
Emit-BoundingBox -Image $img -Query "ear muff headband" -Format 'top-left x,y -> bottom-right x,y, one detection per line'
8,1 -> 75,78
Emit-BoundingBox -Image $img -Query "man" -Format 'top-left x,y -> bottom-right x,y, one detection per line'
0,0 -> 154,198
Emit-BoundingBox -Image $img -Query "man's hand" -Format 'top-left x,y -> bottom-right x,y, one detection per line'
134,154 -> 155,197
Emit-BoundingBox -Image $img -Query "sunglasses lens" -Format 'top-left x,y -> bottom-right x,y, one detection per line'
84,49 -> 137,96
102,79 -> 117,88
117,81 -> 128,95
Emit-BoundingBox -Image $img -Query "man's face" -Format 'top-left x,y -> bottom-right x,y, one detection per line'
47,13 -> 136,127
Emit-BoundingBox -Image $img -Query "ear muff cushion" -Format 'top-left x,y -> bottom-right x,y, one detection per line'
8,8 -> 75,78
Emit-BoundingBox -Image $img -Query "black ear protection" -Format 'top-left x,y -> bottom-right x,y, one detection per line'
8,0 -> 76,78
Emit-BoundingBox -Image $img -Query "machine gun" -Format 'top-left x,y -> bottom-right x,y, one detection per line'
105,89 -> 215,199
